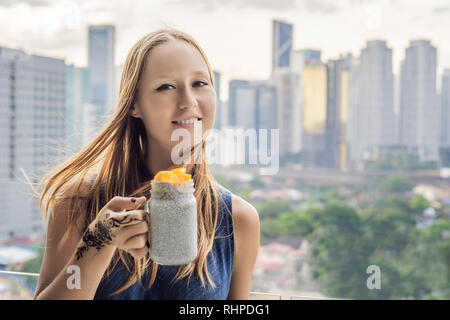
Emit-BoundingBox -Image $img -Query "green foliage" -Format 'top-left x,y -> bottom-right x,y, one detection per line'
279,210 -> 315,237
250,177 -> 265,188
368,151 -> 438,170
257,188 -> 450,299
378,176 -> 413,193
260,217 -> 289,240
256,199 -> 294,220
409,195 -> 430,212
219,170 -> 449,299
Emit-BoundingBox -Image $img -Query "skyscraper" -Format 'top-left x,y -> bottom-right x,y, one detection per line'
326,54 -> 352,170
441,69 -> 450,146
354,40 -> 395,164
289,49 -> 322,166
253,81 -> 278,132
399,39 -> 439,162
272,20 -> 293,72
65,64 -> 90,155
87,25 -> 115,142
301,62 -> 327,168
271,68 -> 301,157
228,80 -> 252,127
0,47 -> 65,239
213,70 -> 222,130
347,57 -> 362,169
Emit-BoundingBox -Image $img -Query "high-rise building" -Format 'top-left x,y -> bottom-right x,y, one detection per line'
353,40 -> 395,164
228,80 -> 252,128
87,25 -> 115,142
253,81 -> 278,132
272,20 -> 293,72
271,68 -> 301,157
226,80 -> 257,164
65,64 -> 90,155
441,69 -> 450,146
213,70 -> 222,130
289,49 -> 322,166
399,39 -> 439,162
0,47 -> 65,239
227,80 -> 277,131
326,54 -> 352,170
347,57 -> 361,169
301,62 -> 327,168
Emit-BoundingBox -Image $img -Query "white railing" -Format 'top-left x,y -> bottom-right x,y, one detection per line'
0,270 -> 329,300
0,270 -> 40,277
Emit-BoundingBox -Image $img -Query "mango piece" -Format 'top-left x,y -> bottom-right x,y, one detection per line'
176,172 -> 191,181
154,168 -> 192,187
154,171 -> 176,182
171,168 -> 191,184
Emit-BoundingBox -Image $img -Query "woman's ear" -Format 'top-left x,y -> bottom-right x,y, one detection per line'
130,102 -> 141,119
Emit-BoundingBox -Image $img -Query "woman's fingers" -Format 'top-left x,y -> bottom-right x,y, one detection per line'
115,220 -> 148,245
128,247 -> 149,259
128,246 -> 149,260
107,196 -> 147,212
104,209 -> 147,228
122,233 -> 147,250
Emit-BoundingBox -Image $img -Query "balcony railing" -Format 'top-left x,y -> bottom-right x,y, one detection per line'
0,270 -> 330,300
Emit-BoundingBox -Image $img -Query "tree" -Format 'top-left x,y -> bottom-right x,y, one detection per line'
378,177 -> 413,194
257,199 -> 294,220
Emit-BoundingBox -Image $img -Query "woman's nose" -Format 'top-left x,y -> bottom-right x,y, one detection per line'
178,88 -> 198,110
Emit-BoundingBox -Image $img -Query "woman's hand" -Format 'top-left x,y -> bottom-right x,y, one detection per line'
76,196 -> 150,260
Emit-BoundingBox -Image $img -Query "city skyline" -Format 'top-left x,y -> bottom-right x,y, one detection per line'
1,0 -> 450,99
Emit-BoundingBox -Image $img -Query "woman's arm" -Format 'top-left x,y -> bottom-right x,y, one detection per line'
34,183 -> 117,300
34,183 -> 149,300
227,194 -> 260,300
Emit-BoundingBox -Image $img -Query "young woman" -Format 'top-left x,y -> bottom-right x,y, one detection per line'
33,28 -> 260,300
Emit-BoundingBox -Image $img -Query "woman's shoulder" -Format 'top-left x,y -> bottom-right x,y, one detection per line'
55,174 -> 96,200
212,183 -> 259,224
230,193 -> 259,228
50,175 -> 96,225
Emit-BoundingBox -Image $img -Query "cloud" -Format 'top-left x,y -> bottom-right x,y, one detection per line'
432,6 -> 450,13
301,0 -> 341,13
165,0 -> 339,13
0,0 -> 51,6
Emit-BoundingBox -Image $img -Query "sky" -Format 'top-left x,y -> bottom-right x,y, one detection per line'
1,0 -> 450,99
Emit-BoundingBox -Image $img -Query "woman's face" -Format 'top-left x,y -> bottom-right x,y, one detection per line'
131,40 -> 216,155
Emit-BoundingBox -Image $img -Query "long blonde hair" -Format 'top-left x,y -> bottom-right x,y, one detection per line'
37,28 -> 227,295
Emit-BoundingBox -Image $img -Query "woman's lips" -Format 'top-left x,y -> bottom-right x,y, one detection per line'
171,119 -> 202,128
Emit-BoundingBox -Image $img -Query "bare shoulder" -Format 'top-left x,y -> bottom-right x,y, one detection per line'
56,175 -> 93,200
231,194 -> 260,231
227,193 -> 260,299
49,176 -> 93,229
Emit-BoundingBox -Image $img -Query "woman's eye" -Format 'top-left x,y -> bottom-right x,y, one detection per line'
157,84 -> 174,91
157,82 -> 207,91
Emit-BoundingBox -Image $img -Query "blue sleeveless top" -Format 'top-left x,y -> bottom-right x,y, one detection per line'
93,185 -> 234,300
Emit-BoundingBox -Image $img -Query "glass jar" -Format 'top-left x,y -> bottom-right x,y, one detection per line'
145,179 -> 198,265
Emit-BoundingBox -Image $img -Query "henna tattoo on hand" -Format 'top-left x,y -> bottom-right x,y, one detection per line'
106,215 -> 139,228
75,214 -> 141,260
76,219 -> 114,260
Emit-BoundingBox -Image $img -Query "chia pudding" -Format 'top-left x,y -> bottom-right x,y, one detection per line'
145,179 -> 198,265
